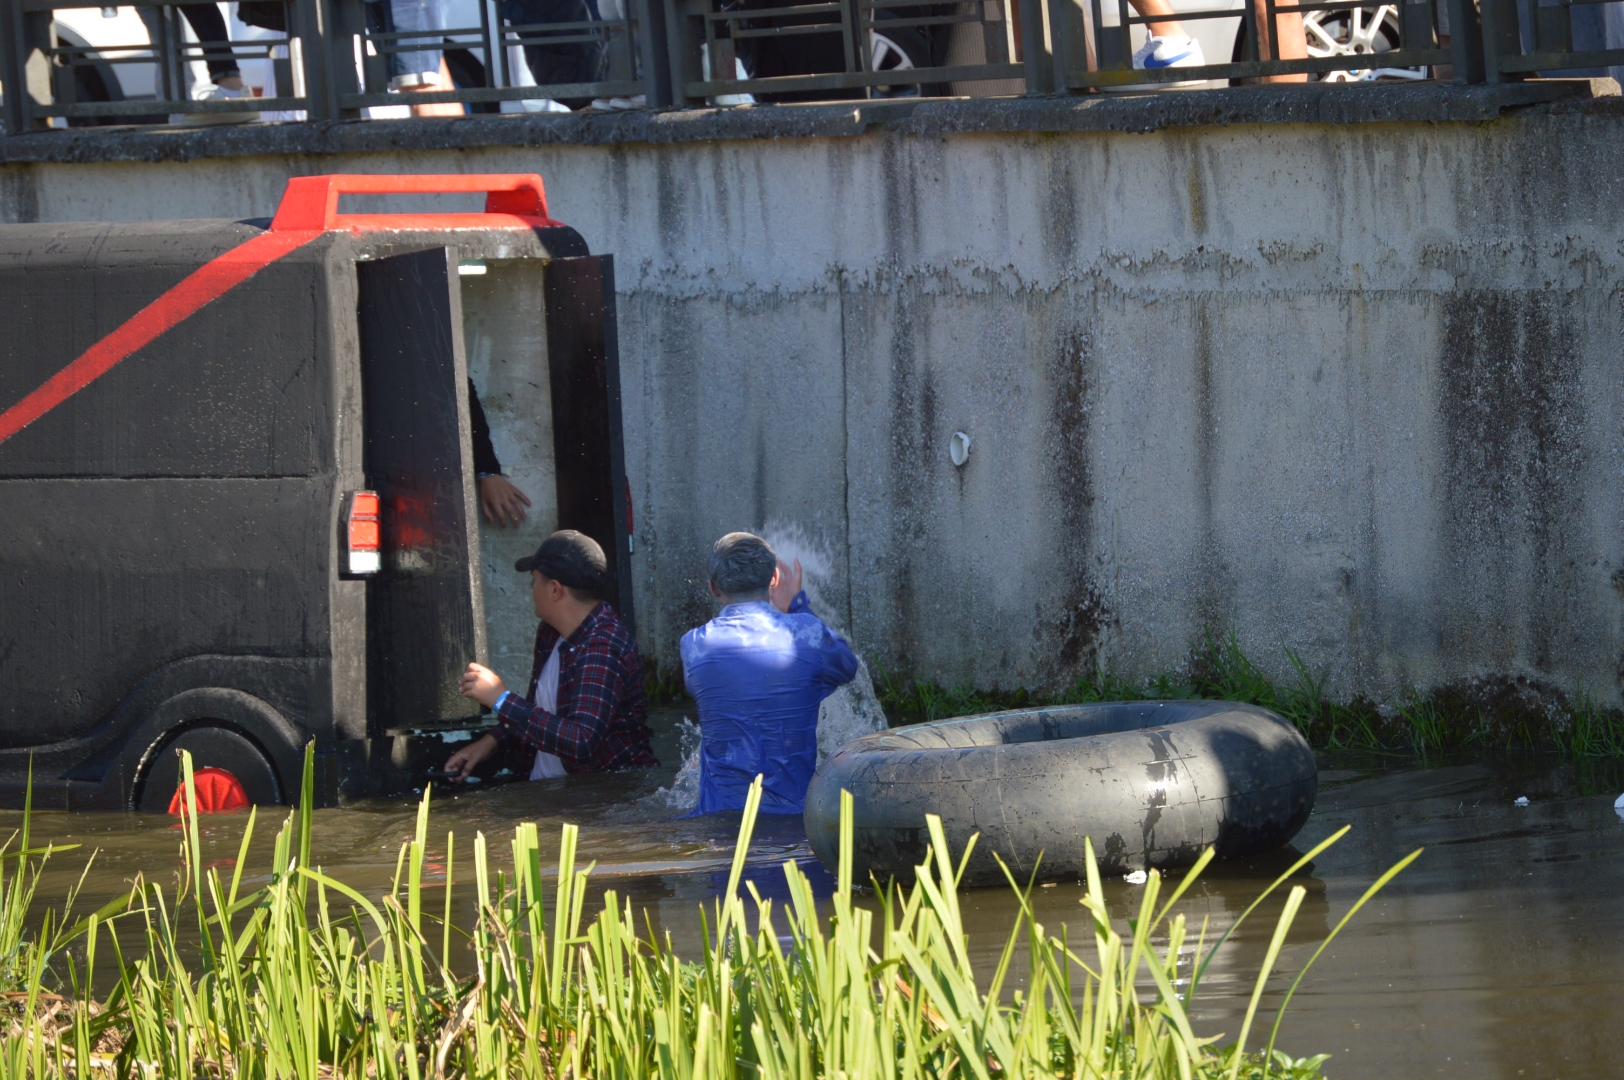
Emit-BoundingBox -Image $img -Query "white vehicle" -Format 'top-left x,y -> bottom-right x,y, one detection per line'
24,5 -> 286,125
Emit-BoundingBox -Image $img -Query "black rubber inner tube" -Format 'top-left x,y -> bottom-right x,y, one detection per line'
804,700 -> 1317,886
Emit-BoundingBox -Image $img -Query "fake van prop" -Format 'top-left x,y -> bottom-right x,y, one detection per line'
0,174 -> 632,810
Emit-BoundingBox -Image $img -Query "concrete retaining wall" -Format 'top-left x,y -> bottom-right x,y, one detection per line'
5,88 -> 1624,708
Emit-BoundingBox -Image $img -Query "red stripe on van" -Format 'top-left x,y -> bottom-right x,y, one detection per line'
0,228 -> 319,448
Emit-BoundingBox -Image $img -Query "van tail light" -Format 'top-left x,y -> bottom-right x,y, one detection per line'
345,490 -> 381,575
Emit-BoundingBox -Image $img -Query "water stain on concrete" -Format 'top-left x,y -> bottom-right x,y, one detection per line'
1040,323 -> 1109,680
0,165 -> 39,224
1438,291 -> 1585,674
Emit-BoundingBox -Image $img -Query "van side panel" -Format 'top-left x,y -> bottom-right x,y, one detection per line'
0,225 -> 332,479
0,223 -> 341,763
0,478 -> 332,747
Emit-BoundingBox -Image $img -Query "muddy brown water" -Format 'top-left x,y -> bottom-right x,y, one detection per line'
9,709 -> 1624,1080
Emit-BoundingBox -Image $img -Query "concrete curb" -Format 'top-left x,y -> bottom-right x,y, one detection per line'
1,79 -> 1617,164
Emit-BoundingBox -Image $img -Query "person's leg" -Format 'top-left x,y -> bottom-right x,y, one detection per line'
383,0 -> 465,115
136,5 -> 197,95
500,0 -> 601,102
177,2 -> 242,88
1608,2 -> 1624,86
1249,0 -> 1307,81
141,3 -> 256,120
1124,0 -> 1185,39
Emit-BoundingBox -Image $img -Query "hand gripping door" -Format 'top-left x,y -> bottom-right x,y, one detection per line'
359,248 -> 488,730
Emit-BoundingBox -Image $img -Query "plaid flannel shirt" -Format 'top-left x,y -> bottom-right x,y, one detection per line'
493,603 -> 658,773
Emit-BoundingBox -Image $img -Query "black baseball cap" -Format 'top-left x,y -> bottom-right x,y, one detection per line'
515,530 -> 611,595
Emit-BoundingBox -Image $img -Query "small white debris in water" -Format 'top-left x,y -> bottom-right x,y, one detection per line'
1123,870 -> 1149,885
439,730 -> 473,742
1514,796 -> 1530,807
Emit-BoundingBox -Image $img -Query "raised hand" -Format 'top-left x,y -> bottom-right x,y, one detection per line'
458,662 -> 507,707
769,558 -> 803,612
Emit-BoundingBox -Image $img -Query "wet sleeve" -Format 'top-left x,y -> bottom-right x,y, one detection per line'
491,635 -> 623,768
818,624 -> 859,690
468,378 -> 502,477
784,597 -> 858,690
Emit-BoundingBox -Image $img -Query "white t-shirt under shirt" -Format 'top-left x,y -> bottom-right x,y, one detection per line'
527,640 -> 568,780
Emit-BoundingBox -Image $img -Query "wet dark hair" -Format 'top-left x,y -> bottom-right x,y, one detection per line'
708,532 -> 777,599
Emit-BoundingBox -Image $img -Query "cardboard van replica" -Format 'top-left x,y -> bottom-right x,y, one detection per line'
0,174 -> 633,810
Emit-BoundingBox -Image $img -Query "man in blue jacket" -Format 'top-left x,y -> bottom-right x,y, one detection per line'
681,532 -> 858,816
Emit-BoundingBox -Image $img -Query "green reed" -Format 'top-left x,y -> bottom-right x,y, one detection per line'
0,747 -> 1416,1079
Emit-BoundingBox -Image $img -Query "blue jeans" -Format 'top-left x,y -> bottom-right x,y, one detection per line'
1567,1 -> 1624,84
366,0 -> 448,83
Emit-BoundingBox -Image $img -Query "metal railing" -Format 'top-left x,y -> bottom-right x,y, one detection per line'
2,0 -> 1622,134
1,0 -> 672,131
662,0 -> 1035,105
337,0 -> 662,112
1051,0 -> 1466,90
1479,0 -> 1624,79
2,0 -> 310,125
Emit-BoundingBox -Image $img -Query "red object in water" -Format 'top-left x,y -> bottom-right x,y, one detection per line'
167,767 -> 251,815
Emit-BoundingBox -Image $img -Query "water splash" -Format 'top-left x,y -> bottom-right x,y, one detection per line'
646,521 -> 889,814
760,521 -> 891,762
646,717 -> 703,812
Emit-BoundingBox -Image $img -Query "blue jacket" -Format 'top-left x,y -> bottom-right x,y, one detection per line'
680,594 -> 859,816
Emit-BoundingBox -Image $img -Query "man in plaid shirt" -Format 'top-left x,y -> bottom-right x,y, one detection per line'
443,530 -> 657,779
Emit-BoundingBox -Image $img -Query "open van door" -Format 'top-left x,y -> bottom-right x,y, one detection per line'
357,247 -> 487,732
544,254 -> 635,629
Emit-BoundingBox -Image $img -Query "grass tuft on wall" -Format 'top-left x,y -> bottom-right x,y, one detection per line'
876,629 -> 1624,757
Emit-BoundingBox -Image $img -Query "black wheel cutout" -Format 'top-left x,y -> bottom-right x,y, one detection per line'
137,725 -> 284,813
51,22 -> 146,127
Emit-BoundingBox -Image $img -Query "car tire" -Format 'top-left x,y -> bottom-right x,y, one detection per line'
870,27 -> 930,98
1230,5 -> 1426,81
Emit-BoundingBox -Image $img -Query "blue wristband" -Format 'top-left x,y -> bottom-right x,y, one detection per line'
492,690 -> 512,713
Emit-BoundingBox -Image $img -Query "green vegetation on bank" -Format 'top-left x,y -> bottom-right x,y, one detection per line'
876,630 -> 1624,757
0,748 -> 1418,1079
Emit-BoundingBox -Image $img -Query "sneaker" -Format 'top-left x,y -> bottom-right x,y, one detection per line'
175,83 -> 259,125
588,95 -> 646,110
1105,34 -> 1209,91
